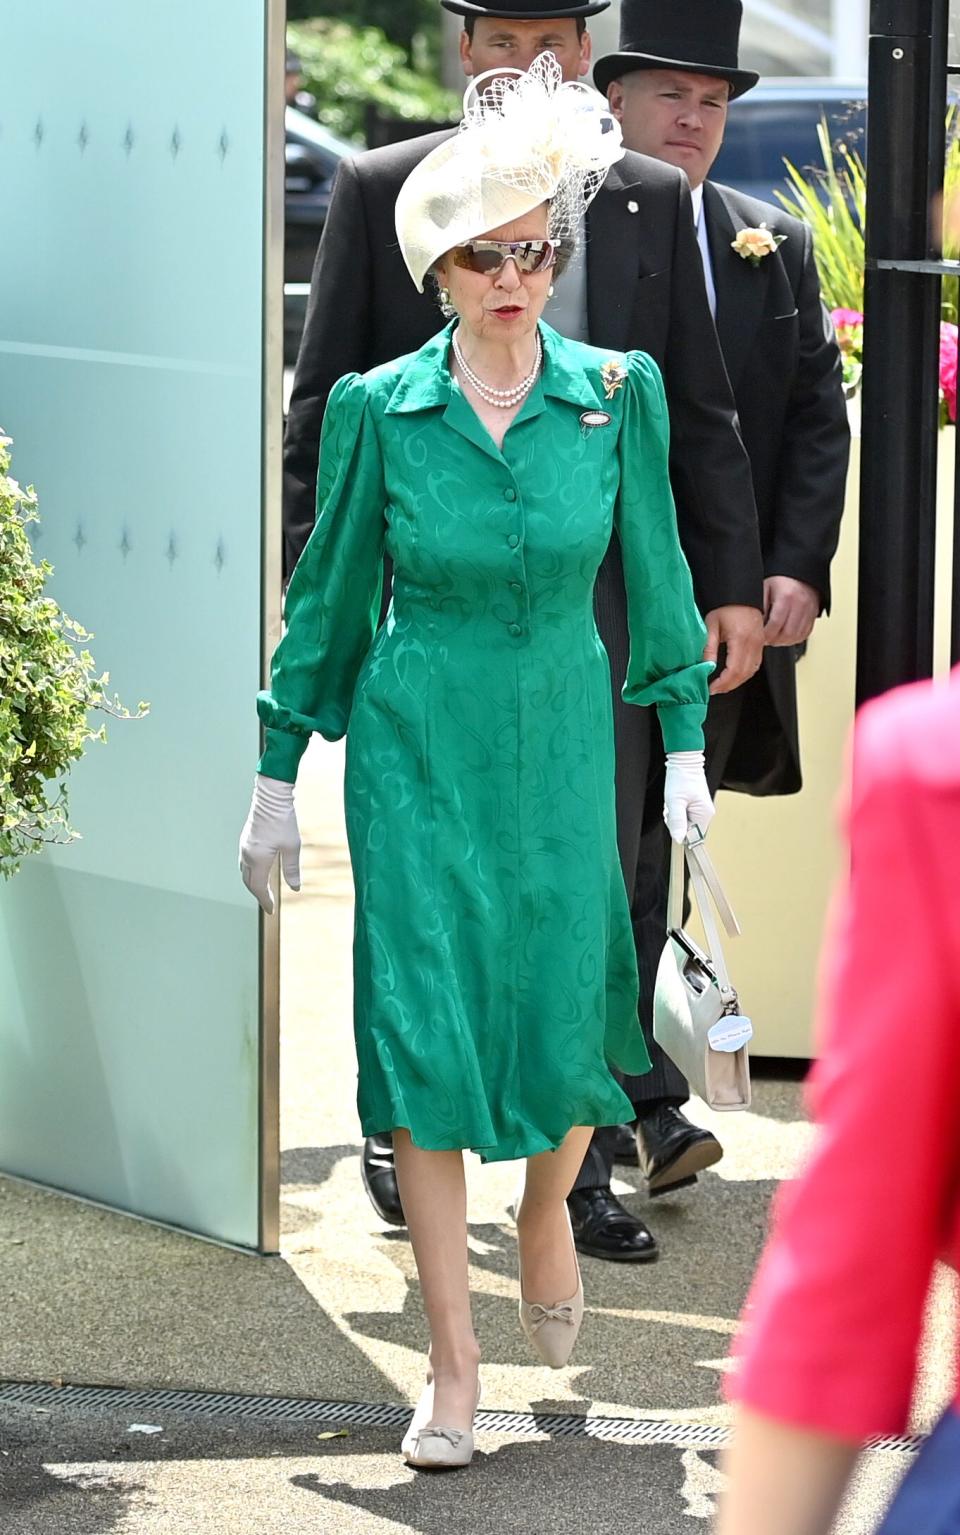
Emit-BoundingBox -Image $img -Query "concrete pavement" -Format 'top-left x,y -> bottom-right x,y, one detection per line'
0,1392 -> 917,1534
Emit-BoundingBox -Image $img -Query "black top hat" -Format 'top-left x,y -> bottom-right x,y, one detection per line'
593,0 -> 759,99
441,1 -> 610,19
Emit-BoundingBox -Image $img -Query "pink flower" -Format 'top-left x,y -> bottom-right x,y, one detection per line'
832,310 -> 864,393
832,307 -> 865,331
940,322 -> 958,424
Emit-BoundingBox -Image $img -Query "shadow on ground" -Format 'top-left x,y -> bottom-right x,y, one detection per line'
0,1399 -> 728,1535
0,1393 -> 912,1535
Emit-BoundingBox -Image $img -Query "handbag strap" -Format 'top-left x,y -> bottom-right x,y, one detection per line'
667,837 -> 687,933
667,836 -> 741,998
688,840 -> 741,939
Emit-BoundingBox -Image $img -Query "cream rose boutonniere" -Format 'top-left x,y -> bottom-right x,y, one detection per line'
600,360 -> 628,400
731,223 -> 787,267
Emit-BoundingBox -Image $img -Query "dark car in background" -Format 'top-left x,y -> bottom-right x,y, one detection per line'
285,107 -> 357,282
284,107 -> 356,361
282,82 -> 868,365
712,78 -> 867,205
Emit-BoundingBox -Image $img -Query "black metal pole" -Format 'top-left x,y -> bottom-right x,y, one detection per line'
858,0 -> 943,704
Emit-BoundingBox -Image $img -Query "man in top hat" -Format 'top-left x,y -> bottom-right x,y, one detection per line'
283,0 -> 767,1264
586,0 -> 849,1206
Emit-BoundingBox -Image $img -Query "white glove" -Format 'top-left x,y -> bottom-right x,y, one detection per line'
239,774 -> 301,914
663,751 -> 715,844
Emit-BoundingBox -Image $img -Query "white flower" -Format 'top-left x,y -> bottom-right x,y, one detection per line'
731,224 -> 787,266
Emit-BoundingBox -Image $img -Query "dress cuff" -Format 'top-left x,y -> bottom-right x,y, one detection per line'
257,728 -> 308,783
657,702 -> 706,754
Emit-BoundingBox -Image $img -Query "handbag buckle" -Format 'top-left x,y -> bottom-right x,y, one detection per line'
670,926 -> 713,973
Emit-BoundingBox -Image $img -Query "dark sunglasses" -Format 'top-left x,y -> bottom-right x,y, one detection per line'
451,239 -> 560,277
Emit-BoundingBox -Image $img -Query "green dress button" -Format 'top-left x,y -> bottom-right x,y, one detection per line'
504,488 -> 517,502
507,533 -> 520,549
509,623 -> 523,637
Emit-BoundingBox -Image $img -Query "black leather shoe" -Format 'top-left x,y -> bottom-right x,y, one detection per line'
635,1106 -> 723,1197
611,1121 -> 640,1166
567,1187 -> 659,1263
360,1134 -> 406,1226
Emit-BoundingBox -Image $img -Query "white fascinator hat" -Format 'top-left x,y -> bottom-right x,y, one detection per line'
395,53 -> 625,293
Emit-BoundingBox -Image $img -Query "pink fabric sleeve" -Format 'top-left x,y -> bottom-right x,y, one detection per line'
727,687 -> 960,1440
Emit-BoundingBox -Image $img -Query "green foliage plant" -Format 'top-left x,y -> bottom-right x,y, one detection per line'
776,113 -> 960,413
940,114 -> 960,325
0,432 -> 147,878
287,18 -> 460,144
287,0 -> 440,68
777,120 -> 867,315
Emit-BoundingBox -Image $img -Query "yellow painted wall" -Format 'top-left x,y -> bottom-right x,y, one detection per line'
706,433 -> 956,1057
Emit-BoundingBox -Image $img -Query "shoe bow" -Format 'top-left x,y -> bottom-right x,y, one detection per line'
527,1302 -> 576,1331
413,1426 -> 465,1447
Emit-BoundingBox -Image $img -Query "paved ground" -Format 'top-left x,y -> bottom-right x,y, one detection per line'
0,739 -> 955,1532
0,1393 -> 919,1535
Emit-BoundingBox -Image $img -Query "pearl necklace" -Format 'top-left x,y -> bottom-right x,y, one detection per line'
452,329 -> 542,409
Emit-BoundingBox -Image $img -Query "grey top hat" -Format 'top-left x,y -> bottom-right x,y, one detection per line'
593,0 -> 760,99
442,1 -> 610,19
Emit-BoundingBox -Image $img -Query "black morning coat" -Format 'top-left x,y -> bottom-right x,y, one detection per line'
283,130 -> 835,795
703,181 -> 849,793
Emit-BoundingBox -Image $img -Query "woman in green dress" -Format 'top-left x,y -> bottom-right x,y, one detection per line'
239,57 -> 714,1470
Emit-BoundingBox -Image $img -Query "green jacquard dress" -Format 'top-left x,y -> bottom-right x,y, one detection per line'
258,322 -> 710,1161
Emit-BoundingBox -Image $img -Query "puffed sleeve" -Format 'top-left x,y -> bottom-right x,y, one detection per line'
614,352 -> 712,752
257,372 -> 386,781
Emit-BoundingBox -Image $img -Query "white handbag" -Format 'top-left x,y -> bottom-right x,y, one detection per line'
653,835 -> 753,1111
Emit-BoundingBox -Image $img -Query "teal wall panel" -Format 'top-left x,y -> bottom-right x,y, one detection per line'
0,1 -> 276,1246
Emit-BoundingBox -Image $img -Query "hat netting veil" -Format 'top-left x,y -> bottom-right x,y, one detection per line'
395,52 -> 624,292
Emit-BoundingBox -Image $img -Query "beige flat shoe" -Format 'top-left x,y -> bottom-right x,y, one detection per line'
519,1271 -> 584,1368
401,1380 -> 480,1471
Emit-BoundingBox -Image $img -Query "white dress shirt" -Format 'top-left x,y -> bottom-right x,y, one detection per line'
690,183 -> 718,321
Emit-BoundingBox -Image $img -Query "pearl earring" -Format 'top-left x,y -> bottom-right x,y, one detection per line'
547,283 -> 555,298
439,287 -> 451,307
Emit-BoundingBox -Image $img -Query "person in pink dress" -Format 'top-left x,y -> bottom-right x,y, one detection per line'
718,667 -> 960,1535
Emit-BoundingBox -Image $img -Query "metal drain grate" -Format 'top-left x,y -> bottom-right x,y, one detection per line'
0,1381 -> 922,1454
